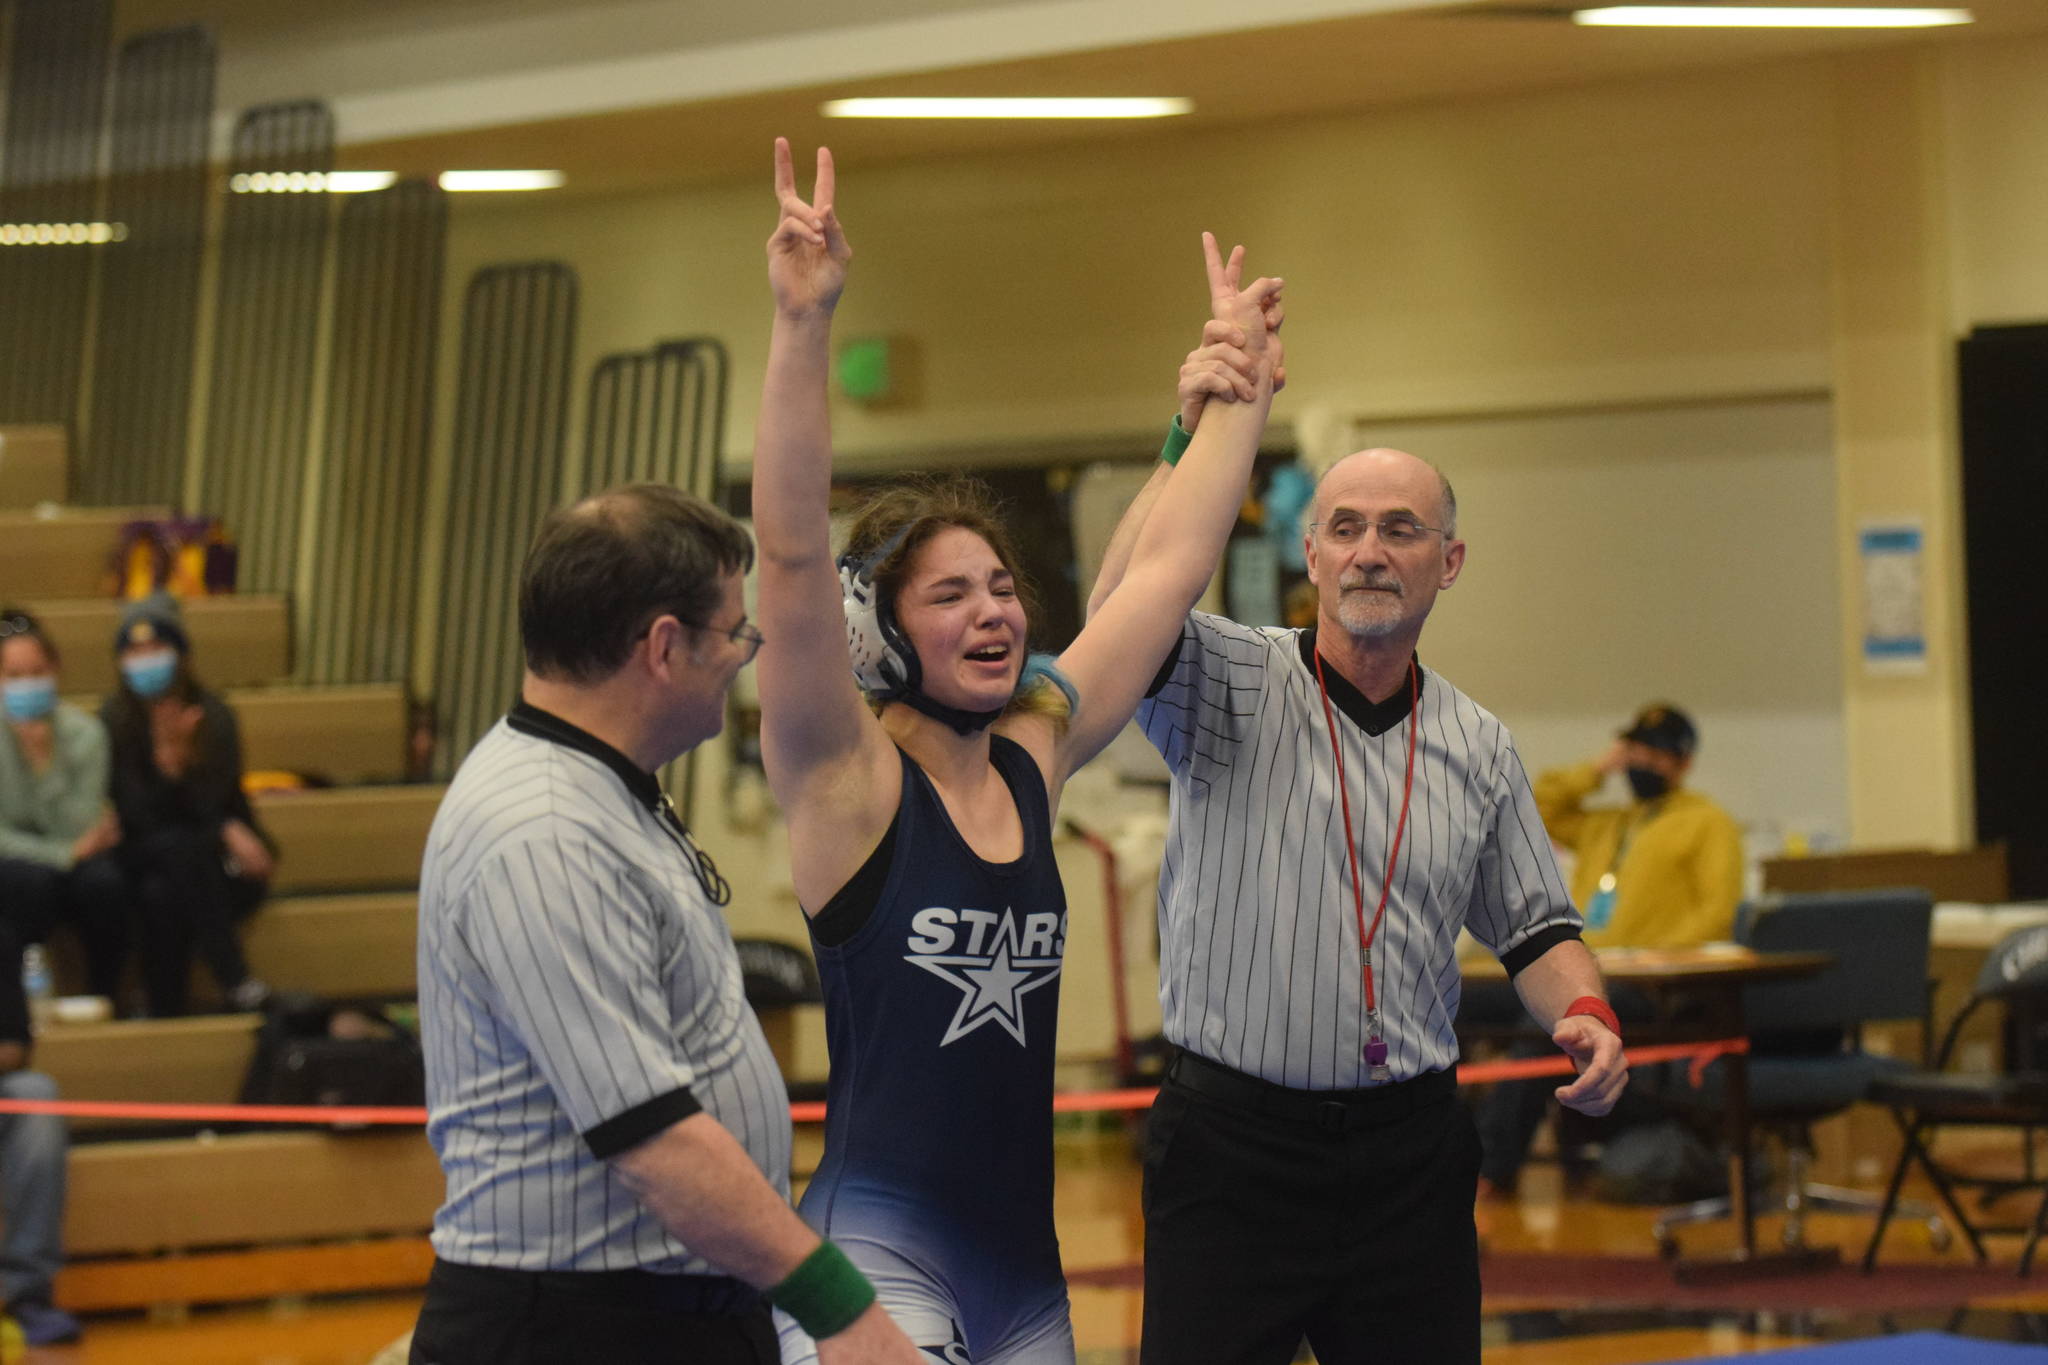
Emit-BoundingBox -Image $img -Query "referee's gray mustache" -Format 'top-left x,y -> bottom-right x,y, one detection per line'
1340,573 -> 1402,595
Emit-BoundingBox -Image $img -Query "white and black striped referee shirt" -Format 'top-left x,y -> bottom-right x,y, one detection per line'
1137,612 -> 1582,1091
417,704 -> 791,1272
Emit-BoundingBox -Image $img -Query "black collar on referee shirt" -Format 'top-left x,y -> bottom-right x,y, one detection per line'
506,699 -> 664,809
505,700 -> 732,905
1298,630 -> 1424,737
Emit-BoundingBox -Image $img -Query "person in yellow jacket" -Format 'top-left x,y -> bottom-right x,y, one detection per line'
1470,703 -> 1742,1198
1534,704 -> 1744,952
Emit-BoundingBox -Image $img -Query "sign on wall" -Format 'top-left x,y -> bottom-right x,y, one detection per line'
1860,520 -> 1927,673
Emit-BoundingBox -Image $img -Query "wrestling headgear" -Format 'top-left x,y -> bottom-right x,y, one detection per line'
838,525 -> 919,700
838,523 -> 1059,736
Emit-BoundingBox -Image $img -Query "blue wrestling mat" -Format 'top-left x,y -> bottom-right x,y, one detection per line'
1722,1334 -> 2048,1363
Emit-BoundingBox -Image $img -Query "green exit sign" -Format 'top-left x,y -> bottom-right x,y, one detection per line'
838,336 -> 918,407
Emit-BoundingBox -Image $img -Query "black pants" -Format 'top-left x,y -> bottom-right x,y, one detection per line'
1140,1054 -> 1481,1365
120,826 -> 264,1015
410,1259 -> 778,1365
0,853 -> 129,999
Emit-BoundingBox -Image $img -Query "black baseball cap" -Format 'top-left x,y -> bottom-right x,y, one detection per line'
1621,703 -> 1696,758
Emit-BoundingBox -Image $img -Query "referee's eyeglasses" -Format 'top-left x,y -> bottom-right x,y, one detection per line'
682,615 -> 765,665
1310,513 -> 1449,549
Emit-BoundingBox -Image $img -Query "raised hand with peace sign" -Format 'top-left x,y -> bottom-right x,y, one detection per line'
767,137 -> 851,319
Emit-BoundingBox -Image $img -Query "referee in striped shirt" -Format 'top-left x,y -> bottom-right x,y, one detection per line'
410,485 -> 919,1365
1093,330 -> 1629,1364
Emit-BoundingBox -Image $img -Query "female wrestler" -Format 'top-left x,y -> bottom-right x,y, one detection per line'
752,139 -> 1280,1363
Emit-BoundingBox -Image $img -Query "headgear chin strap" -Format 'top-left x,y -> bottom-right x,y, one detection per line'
838,525 -> 1069,737
901,689 -> 1006,736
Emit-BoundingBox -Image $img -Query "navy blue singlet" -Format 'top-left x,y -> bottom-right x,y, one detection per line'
800,735 -> 1069,1346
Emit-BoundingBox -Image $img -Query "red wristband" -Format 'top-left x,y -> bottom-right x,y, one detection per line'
1564,995 -> 1621,1038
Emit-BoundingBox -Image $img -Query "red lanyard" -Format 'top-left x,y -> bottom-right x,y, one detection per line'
1312,652 -> 1420,1067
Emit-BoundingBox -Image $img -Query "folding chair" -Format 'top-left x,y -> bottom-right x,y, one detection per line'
1863,921 -> 2048,1273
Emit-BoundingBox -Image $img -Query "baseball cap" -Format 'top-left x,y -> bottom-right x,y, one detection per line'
1621,703 -> 1696,758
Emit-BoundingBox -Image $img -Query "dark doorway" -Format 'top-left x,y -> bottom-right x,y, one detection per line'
1958,323 -> 2048,899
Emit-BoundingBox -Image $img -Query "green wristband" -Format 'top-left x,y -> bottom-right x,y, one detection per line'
771,1240 -> 876,1340
1160,413 -> 1193,466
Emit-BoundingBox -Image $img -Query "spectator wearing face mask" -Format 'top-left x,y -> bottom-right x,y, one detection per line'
0,608 -> 127,1001
1530,704 -> 1742,953
99,594 -> 273,1016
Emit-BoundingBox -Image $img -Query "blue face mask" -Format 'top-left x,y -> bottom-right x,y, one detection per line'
1,676 -> 57,722
121,651 -> 179,699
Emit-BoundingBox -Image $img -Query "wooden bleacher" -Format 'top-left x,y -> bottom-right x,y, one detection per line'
233,683 -> 411,784
0,506 -> 169,598
258,785 -> 444,895
0,425 -> 68,508
244,893 -> 419,998
55,681 -> 410,781
9,429 -> 451,1312
36,594 -> 291,693
65,1132 -> 444,1257
38,1015 -> 258,1130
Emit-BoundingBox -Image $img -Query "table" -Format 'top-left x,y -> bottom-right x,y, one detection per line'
1465,945 -> 1832,1279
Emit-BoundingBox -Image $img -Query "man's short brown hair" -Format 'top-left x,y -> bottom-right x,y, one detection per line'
519,484 -> 754,684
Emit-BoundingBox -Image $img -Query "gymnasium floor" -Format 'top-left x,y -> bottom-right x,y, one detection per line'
24,1123 -> 2048,1364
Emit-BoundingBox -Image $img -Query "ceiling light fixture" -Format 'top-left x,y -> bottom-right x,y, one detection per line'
228,170 -> 397,194
821,97 -> 1193,119
228,170 -> 564,194
327,171 -> 402,192
1573,6 -> 1972,27
0,221 -> 128,245
437,170 -> 565,191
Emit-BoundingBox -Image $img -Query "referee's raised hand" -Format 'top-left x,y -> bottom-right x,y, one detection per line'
1551,1013 -> 1630,1117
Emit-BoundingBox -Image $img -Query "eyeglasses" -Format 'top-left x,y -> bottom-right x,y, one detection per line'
657,794 -> 732,907
1310,514 -> 1450,549
0,614 -> 36,640
683,615 -> 765,665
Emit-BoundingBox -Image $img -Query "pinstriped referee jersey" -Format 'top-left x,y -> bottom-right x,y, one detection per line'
1137,612 -> 1582,1092
417,706 -> 791,1272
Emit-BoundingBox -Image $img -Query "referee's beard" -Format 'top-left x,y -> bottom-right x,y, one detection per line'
1332,572 -> 1410,639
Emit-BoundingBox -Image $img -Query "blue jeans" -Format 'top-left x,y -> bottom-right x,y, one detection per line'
0,1070 -> 67,1309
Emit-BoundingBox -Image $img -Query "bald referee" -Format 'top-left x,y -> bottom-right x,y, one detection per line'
1091,335 -> 1628,1364
411,485 -> 919,1365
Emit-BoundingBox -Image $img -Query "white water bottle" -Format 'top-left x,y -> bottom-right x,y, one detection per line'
20,944 -> 54,1033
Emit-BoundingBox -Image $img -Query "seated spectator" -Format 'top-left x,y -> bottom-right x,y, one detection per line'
100,594 -> 273,1016
1532,704 -> 1743,952
0,919 -> 80,1346
0,608 -> 126,999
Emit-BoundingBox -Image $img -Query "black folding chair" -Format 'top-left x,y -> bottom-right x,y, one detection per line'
1863,921 -> 2048,1273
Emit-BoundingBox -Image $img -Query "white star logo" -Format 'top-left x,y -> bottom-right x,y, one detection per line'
904,909 -> 1063,1047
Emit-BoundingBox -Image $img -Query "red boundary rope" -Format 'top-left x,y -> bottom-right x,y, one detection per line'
0,1038 -> 1747,1128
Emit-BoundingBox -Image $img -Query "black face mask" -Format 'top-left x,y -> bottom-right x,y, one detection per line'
1626,766 -> 1671,802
